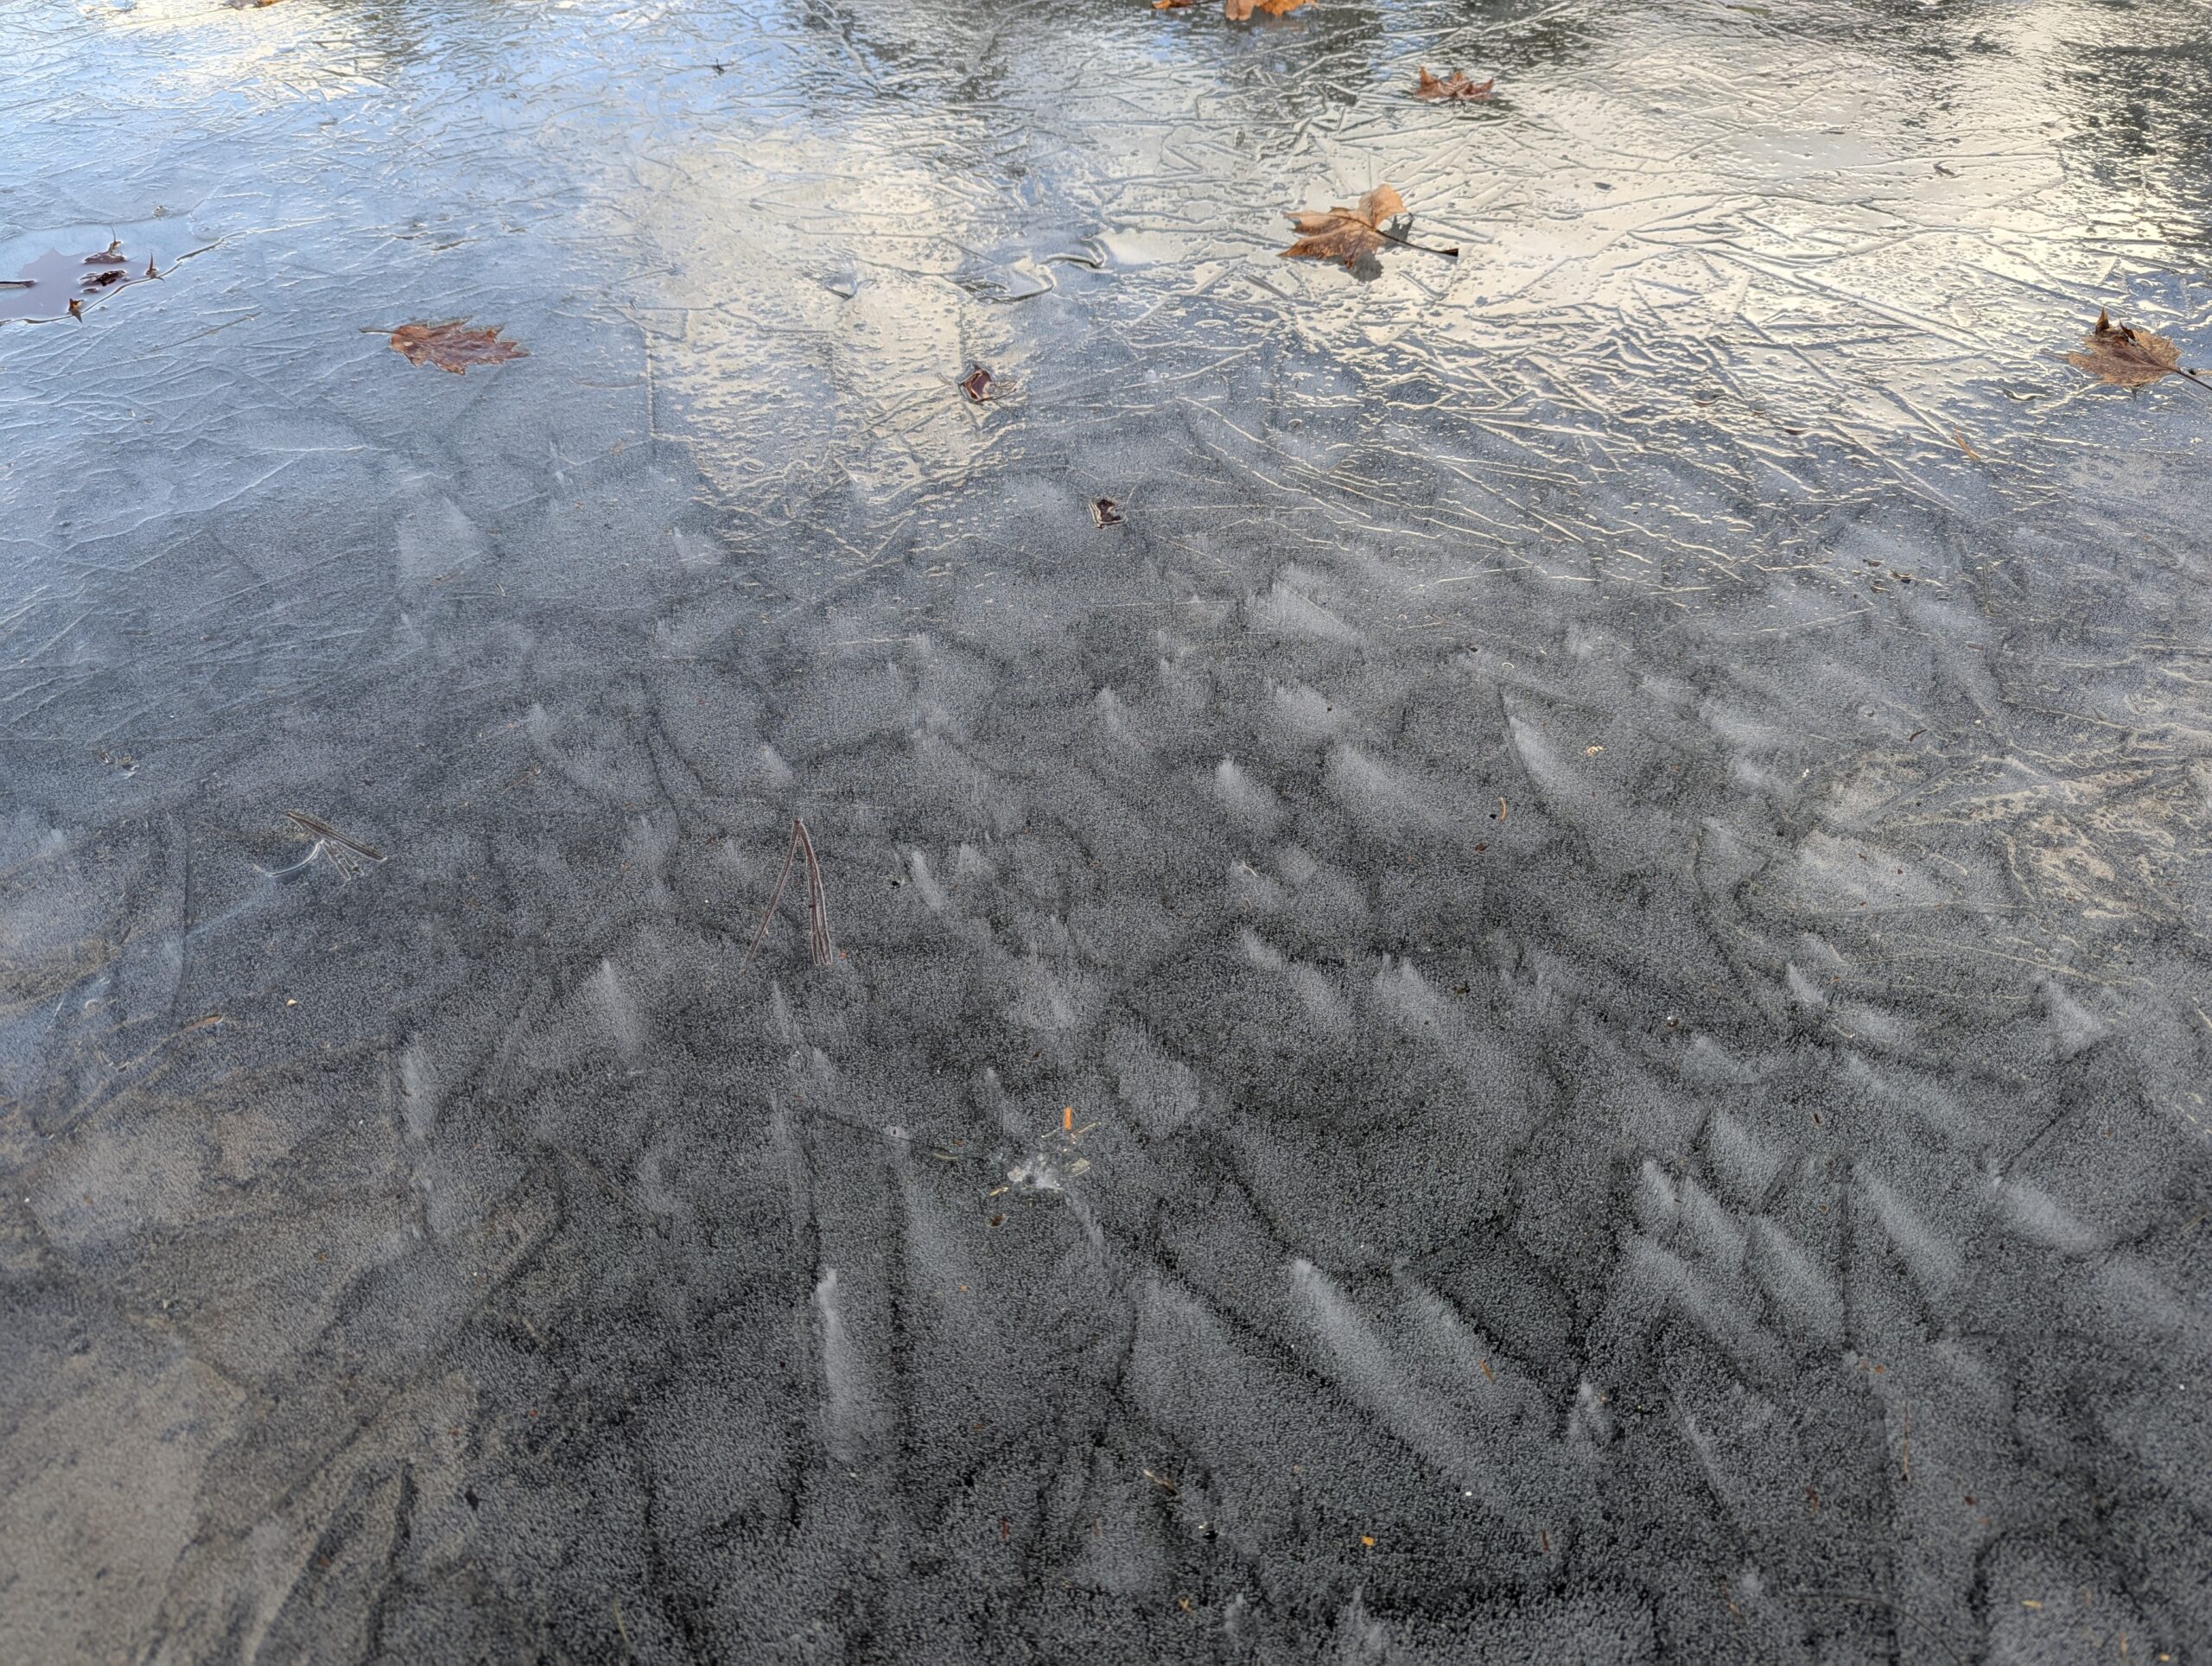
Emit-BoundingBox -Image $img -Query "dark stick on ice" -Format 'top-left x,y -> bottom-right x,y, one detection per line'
1377,221 -> 1459,259
282,809 -> 387,863
742,817 -> 835,971
796,819 -> 834,967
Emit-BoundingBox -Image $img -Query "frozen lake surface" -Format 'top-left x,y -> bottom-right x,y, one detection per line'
4,0 -> 2211,1659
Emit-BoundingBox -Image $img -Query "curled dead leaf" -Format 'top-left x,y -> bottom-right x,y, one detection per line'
2066,308 -> 2200,392
1279,184 -> 1455,270
1282,184 -> 1405,267
960,365 -> 996,402
1225,0 -> 1309,17
1413,67 -> 1493,101
1154,0 -> 1193,8
1091,498 -> 1124,527
388,320 -> 530,375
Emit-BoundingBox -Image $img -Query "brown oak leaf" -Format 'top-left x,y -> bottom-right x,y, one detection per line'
388,320 -> 530,374
1413,67 -> 1493,101
1225,0 -> 1309,18
2066,309 -> 2196,391
1281,184 -> 1406,268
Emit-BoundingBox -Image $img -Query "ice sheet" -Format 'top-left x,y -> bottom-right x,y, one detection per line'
3,1 -> 2209,1660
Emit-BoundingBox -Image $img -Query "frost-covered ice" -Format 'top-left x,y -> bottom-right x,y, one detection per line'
3,0 -> 2211,1660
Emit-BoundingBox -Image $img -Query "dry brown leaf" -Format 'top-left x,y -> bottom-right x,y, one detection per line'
1280,184 -> 1406,268
1091,498 -> 1124,527
2066,309 -> 2194,391
1225,0 -> 1309,18
1154,0 -> 1193,9
1413,67 -> 1493,101
388,320 -> 530,374
960,365 -> 996,402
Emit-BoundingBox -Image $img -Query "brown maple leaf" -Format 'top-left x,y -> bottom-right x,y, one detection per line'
1282,185 -> 1404,267
1280,184 -> 1459,271
388,320 -> 530,374
1225,0 -> 1309,18
2066,309 -> 2202,392
1413,67 -> 1493,101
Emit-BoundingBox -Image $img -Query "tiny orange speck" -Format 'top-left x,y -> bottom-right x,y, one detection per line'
1063,1106 -> 1073,1132
1360,1535 -> 1375,1548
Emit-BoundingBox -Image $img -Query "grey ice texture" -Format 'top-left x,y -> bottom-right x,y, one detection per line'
3,0 -> 2210,1662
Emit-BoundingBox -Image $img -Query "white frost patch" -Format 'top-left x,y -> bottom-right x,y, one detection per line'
1324,744 -> 1446,834
671,527 -> 723,569
1286,963 -> 1352,1038
1213,758 -> 1283,834
1857,1170 -> 1964,1304
1229,860 -> 1287,913
1567,1378 -> 1614,1448
588,957 -> 643,1061
1678,1173 -> 1748,1272
1706,1111 -> 1783,1205
906,849 -> 947,912
1749,1219 -> 1844,1345
1270,681 -> 1348,744
1237,926 -> 1286,971
1632,1237 -> 1789,1383
2039,979 -> 2110,1061
1783,963 -> 1829,1008
394,491 -> 486,586
397,1040 -> 441,1141
1248,575 -> 1358,643
815,1269 -> 873,1462
767,982 -> 800,1045
1006,957 -> 1094,1033
1506,709 -> 1576,802
1636,1160 -> 1678,1231
1007,1156 -> 1064,1192
1992,1175 -> 2110,1256
1290,1259 -> 1468,1480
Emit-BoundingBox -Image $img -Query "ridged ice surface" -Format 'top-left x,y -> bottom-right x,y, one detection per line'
3,2 -> 2210,1661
